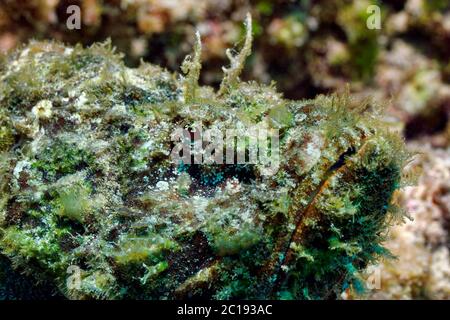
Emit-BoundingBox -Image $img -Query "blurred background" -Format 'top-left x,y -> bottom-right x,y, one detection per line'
0,0 -> 449,299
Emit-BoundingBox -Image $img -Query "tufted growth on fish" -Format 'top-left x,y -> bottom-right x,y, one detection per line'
0,18 -> 411,299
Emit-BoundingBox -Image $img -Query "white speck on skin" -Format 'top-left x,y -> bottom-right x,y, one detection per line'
156,181 -> 169,191
64,48 -> 74,55
75,92 -> 88,109
32,100 -> 53,119
225,178 -> 241,194
13,160 -> 30,179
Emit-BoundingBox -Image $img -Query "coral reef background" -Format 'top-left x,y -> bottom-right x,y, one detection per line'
0,0 -> 449,299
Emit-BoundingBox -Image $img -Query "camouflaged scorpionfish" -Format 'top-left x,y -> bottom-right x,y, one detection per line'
0,15 -> 410,299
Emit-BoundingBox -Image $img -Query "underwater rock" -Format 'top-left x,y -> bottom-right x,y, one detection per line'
0,20 -> 410,299
367,143 -> 450,300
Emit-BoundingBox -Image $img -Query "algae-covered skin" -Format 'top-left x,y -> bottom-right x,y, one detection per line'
0,30 -> 410,299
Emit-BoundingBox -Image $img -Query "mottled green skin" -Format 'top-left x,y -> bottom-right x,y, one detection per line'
0,41 -> 408,299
